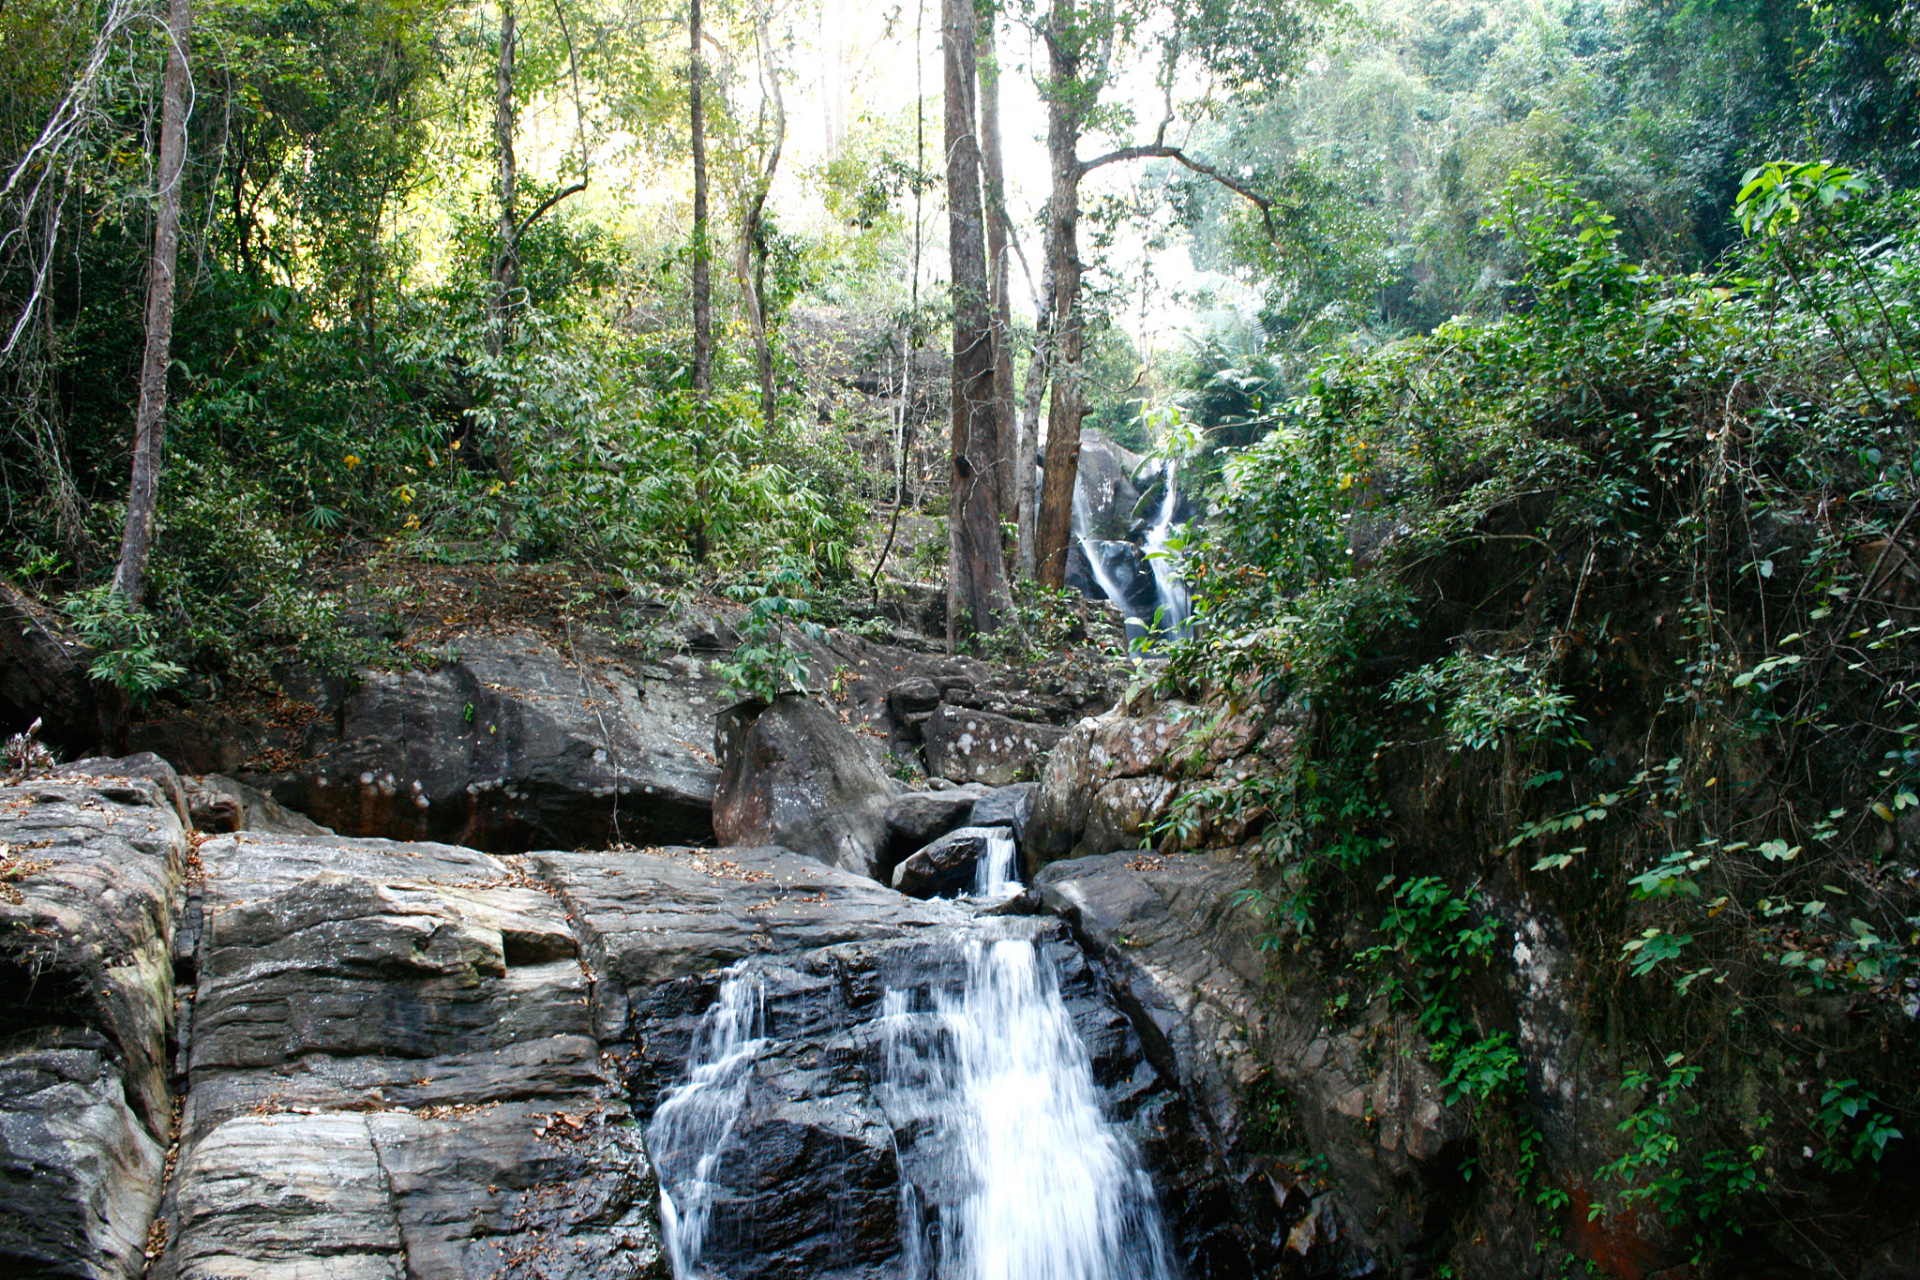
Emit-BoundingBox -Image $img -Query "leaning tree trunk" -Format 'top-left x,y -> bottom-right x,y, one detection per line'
114,0 -> 192,607
943,0 -> 1012,648
689,0 -> 713,560
1032,0 -> 1088,592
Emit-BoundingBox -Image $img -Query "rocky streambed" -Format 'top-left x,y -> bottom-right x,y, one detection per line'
0,606 -> 1472,1280
0,751 -> 1361,1280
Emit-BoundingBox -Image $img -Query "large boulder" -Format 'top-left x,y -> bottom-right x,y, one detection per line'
156,831 -> 665,1280
1036,849 -> 1480,1275
1074,429 -> 1145,542
180,772 -> 331,835
0,766 -> 187,1280
920,704 -> 1065,787
882,788 -> 982,849
712,695 -> 897,879
1028,698 -> 1294,867
261,629 -> 721,851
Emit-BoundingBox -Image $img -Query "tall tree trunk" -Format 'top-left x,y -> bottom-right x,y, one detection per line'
740,0 -> 786,429
943,0 -> 1011,648
1033,0 -> 1088,592
689,0 -> 712,560
977,19 -> 1020,570
1017,265 -> 1053,578
486,0 -> 519,538
113,0 -> 191,606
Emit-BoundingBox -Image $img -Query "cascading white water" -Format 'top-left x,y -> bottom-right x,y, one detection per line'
648,973 -> 768,1279
883,932 -> 1179,1280
1071,484 -> 1148,644
1141,462 -> 1191,640
972,833 -> 1019,897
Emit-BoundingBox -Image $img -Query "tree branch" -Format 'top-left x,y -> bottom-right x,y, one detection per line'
1078,143 -> 1276,242
514,179 -> 588,242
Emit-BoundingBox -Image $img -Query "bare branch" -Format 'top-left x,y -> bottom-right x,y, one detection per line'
1078,143 -> 1277,241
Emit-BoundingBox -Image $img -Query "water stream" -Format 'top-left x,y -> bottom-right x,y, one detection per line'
650,909 -> 1180,1280
1140,463 -> 1191,641
881,932 -> 1179,1280
648,973 -> 769,1278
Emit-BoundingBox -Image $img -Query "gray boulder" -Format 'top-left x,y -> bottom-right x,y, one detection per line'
713,695 -> 897,879
969,782 -> 1037,845
263,628 -> 722,851
1035,849 -> 1456,1273
183,772 -> 330,835
157,830 -> 665,1280
920,704 -> 1064,787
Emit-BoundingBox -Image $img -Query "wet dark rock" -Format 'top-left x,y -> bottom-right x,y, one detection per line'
889,825 -> 1010,898
1037,848 -> 1475,1275
261,628 -> 722,852
0,774 -> 186,1279
920,704 -> 1065,787
882,788 -> 983,863
713,695 -> 897,879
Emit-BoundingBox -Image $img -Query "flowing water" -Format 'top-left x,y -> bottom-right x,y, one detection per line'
652,923 -> 1180,1280
972,832 -> 1019,897
1071,466 -> 1191,645
648,973 -> 768,1279
881,932 -> 1179,1280
1141,463 -> 1191,641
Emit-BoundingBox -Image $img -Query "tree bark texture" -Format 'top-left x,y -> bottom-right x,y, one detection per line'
943,0 -> 1011,646
1033,0 -> 1089,591
113,0 -> 191,606
977,22 -> 1020,554
690,0 -> 712,559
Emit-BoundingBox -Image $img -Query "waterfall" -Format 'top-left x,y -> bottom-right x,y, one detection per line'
648,972 -> 768,1279
972,832 -> 1019,897
882,932 -> 1179,1280
1071,483 -> 1150,645
1141,462 -> 1191,641
651,931 -> 1178,1280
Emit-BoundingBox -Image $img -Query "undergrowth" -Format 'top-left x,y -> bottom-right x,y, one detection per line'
1154,165 -> 1920,1274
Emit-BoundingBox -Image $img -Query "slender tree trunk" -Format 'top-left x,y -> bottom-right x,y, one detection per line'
977,19 -> 1019,569
113,0 -> 191,606
1017,265 -> 1052,578
486,0 -> 520,538
689,0 -> 712,560
1034,0 -> 1088,591
741,0 -> 786,429
943,0 -> 1011,648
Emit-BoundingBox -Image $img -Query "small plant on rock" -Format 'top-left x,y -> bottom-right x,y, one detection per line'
711,560 -> 825,702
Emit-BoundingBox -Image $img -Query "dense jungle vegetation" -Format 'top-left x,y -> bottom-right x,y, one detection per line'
4,0 -> 1920,1270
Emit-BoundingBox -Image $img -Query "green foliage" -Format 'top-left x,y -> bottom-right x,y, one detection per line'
1818,1078 -> 1904,1172
709,561 -> 825,703
1357,876 -> 1520,1105
59,586 -> 186,705
1593,1053 -> 1768,1262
